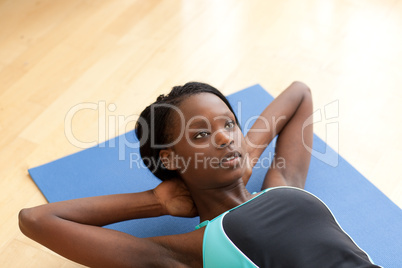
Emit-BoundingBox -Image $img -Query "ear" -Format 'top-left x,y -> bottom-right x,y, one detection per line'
159,148 -> 177,170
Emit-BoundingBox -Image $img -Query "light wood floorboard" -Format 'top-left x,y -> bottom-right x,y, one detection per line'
1,0 -> 401,266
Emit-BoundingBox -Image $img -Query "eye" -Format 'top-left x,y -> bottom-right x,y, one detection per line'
225,120 -> 235,129
194,131 -> 209,139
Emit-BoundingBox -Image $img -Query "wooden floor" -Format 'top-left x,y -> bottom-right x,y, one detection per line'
1,0 -> 401,266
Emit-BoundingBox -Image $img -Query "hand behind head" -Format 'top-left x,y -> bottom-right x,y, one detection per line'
154,178 -> 198,218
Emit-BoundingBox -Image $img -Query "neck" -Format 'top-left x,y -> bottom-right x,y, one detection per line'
190,179 -> 252,223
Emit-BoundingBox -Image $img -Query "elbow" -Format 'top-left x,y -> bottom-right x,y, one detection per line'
18,207 -> 46,239
19,208 -> 34,237
290,81 -> 311,95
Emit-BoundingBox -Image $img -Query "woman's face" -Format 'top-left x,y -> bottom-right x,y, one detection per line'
160,93 -> 248,190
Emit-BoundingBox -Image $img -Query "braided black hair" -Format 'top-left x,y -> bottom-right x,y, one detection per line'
135,82 -> 240,181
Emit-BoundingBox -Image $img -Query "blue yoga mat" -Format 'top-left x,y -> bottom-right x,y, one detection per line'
29,84 -> 402,267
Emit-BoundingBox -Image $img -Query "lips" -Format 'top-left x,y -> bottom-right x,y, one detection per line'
221,151 -> 242,163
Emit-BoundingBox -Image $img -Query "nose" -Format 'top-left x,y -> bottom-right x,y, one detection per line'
214,130 -> 234,148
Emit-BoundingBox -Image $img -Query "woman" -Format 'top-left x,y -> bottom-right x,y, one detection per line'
19,82 -> 379,267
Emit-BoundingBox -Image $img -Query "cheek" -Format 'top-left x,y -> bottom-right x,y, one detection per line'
179,148 -> 215,171
173,146 -> 220,182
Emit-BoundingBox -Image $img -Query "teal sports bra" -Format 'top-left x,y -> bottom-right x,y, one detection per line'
195,188 -> 269,267
195,186 -> 379,268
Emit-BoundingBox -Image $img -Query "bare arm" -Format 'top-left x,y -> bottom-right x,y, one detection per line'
245,81 -> 313,188
19,179 -> 198,267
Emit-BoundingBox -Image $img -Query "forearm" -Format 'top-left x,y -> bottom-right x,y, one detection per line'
19,190 -> 164,229
262,82 -> 313,189
246,81 -> 311,161
271,82 -> 311,137
18,190 -> 180,268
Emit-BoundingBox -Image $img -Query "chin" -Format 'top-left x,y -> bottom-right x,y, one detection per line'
219,167 -> 246,184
